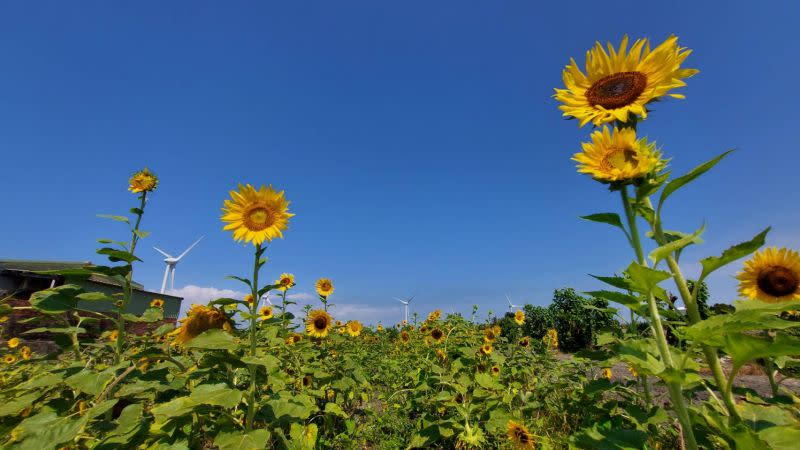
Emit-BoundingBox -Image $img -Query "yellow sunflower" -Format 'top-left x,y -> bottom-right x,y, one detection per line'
376,324 -> 384,331
737,247 -> 800,303
483,328 -> 497,343
276,273 -> 295,291
430,328 -> 444,343
7,337 -> 20,349
602,368 -> 613,380
316,278 -> 334,297
480,344 -> 493,355
492,325 -> 502,336
519,336 -> 530,348
4,354 -> 16,364
400,331 -> 411,344
108,330 -> 119,342
506,420 -> 535,449
306,310 -> 333,337
285,333 -> 303,345
346,320 -> 363,337
514,310 -> 525,325
128,167 -> 159,193
150,298 -> 164,308
419,324 -> 429,333
171,304 -> 233,345
259,306 -> 274,320
574,126 -> 664,184
490,365 -> 501,377
20,346 -> 31,360
244,294 -> 255,305
544,328 -> 559,349
628,365 -> 639,378
554,35 -> 698,127
302,374 -> 313,388
435,348 -> 447,361
221,183 -> 294,246
427,309 -> 441,322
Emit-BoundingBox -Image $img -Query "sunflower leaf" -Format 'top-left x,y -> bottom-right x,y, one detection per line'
648,223 -> 705,265
699,227 -> 770,281
579,213 -> 626,232
658,150 -> 733,212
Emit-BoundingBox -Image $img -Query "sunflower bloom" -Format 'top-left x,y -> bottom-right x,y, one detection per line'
554,35 -> 698,127
429,328 -> 445,344
483,328 -> 497,343
20,346 -> 31,360
602,368 -> 613,380
244,294 -> 255,305
7,338 -> 20,349
285,333 -> 303,345
276,273 -> 295,291
221,184 -> 294,246
128,167 -> 159,193
171,304 -> 233,345
436,348 -> 447,361
519,337 -> 530,348
544,328 -> 559,350
306,310 -> 333,337
302,375 -> 312,388
427,309 -> 441,322
574,126 -> 665,184
376,324 -> 384,331
346,320 -> 363,337
400,331 -> 411,344
108,330 -> 119,342
628,365 -> 639,378
4,354 -> 16,364
737,247 -> 800,303
480,344 -> 493,355
316,278 -> 334,297
259,306 -> 274,320
506,420 -> 535,449
491,365 -> 501,377
514,310 -> 525,325
150,298 -> 164,308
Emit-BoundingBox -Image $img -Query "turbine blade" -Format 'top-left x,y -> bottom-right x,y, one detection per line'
153,246 -> 172,258
176,235 -> 204,260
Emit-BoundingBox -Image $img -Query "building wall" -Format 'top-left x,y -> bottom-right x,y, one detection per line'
73,280 -> 181,319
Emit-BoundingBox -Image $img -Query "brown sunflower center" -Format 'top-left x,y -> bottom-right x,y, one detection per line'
314,317 -> 328,330
515,429 -> 530,444
601,147 -> 639,172
320,282 -> 331,291
757,266 -> 799,297
432,330 -> 443,340
281,278 -> 291,286
243,204 -> 275,231
586,71 -> 647,109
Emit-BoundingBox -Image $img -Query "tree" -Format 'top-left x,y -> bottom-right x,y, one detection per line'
548,288 -> 617,353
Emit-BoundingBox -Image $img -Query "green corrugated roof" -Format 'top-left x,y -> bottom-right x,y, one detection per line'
0,259 -> 145,290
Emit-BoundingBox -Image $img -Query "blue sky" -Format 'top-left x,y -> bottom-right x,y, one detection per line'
2,1 -> 799,325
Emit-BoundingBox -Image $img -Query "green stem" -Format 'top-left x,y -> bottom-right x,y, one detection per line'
246,244 -> 262,431
621,187 -> 698,450
281,290 -> 289,333
115,193 -> 147,364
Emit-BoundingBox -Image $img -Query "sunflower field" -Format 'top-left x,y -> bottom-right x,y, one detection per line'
2,35 -> 800,450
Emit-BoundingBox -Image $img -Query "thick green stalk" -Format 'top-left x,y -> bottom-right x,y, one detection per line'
621,187 -> 698,450
115,193 -> 147,364
281,290 -> 289,332
246,244 -> 261,430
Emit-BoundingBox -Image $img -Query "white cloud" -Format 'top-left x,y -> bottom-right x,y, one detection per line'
287,292 -> 315,301
327,303 -> 403,325
168,285 -> 247,318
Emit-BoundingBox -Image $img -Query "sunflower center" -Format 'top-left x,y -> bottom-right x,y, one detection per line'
757,266 -> 799,297
314,317 -> 328,330
586,71 -> 647,109
320,282 -> 331,291
601,147 -> 639,173
243,204 -> 276,231
516,429 -> 530,444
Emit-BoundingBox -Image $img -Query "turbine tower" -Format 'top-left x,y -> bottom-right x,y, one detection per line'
394,296 -> 414,323
154,236 -> 204,294
506,294 -> 520,311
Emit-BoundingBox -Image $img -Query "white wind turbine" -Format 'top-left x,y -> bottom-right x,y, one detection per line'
154,236 -> 204,294
506,294 -> 521,311
394,296 -> 414,323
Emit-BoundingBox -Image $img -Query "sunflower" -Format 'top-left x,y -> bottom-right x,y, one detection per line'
483,328 -> 497,343
128,167 -> 159,193
150,298 -> 164,308
302,375 -> 313,388
285,333 -> 303,345
544,328 -> 559,349
436,348 -> 447,361
3,354 -> 16,364
419,324 -> 429,333
7,337 -> 20,349
430,328 -> 445,343
306,310 -> 333,337
574,126 -> 665,184
492,325 -> 502,336
259,306 -> 274,320
602,368 -> 613,380
506,420 -> 535,449
108,330 -> 119,342
427,309 -> 441,322
346,320 -> 363,337
276,273 -> 295,291
20,346 -> 31,360
400,331 -> 411,344
554,35 -> 698,127
376,324 -> 384,332
514,310 -> 525,325
519,337 -> 530,348
221,183 -> 294,246
628,365 -> 638,378
316,278 -> 334,297
480,344 -> 493,355
490,365 -> 501,377
171,304 -> 233,345
244,294 -> 255,305
737,247 -> 800,303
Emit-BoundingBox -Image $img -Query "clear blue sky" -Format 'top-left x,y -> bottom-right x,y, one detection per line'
2,1 -> 799,324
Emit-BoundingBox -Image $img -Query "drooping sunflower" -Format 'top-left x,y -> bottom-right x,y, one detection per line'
128,167 -> 159,193
519,336 -> 530,348
150,298 -> 164,308
259,306 -> 274,320
400,331 -> 411,344
3,354 -> 16,364
480,344 -> 493,355
430,328 -> 444,343
506,420 -> 535,449
221,183 -> 294,246
276,273 -> 295,291
20,346 -> 31,360
737,247 -> 800,303
346,320 -> 363,337
171,304 -> 233,345
483,328 -> 497,343
554,35 -> 698,127
574,126 -> 665,184
514,310 -> 525,325
306,310 -> 333,337
427,309 -> 441,322
7,337 -> 20,349
316,278 -> 334,297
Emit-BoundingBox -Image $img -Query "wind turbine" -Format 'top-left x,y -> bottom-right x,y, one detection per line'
506,294 -> 521,311
154,236 -> 204,293
393,296 -> 414,323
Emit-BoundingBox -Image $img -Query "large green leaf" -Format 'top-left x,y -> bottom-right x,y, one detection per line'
724,333 -> 800,368
658,150 -> 733,211
190,383 -> 242,409
151,397 -> 196,422
267,393 -> 317,424
580,213 -> 626,232
0,392 -> 42,417
624,262 -> 671,295
572,423 -> 648,450
648,224 -> 705,265
699,227 -> 770,280
184,329 -> 237,351
685,307 -> 800,344
214,430 -> 271,450
9,409 -> 90,450
76,292 -> 116,302
758,425 -> 800,450
241,355 -> 280,371
65,368 -> 116,396
29,284 -> 82,313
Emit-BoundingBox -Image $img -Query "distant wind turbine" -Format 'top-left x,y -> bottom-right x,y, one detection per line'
506,294 -> 521,311
393,296 -> 414,323
154,236 -> 204,293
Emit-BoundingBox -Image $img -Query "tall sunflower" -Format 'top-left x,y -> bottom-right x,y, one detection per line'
737,247 -> 800,303
555,35 -> 698,127
128,167 -> 159,193
306,310 -> 333,337
276,273 -> 295,291
221,184 -> 294,246
171,304 -> 233,345
574,126 -> 664,184
506,420 -> 535,449
316,278 -> 334,297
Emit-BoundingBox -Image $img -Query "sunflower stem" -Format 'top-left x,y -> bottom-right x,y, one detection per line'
621,186 -> 698,450
246,244 -> 262,431
115,192 -> 147,364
